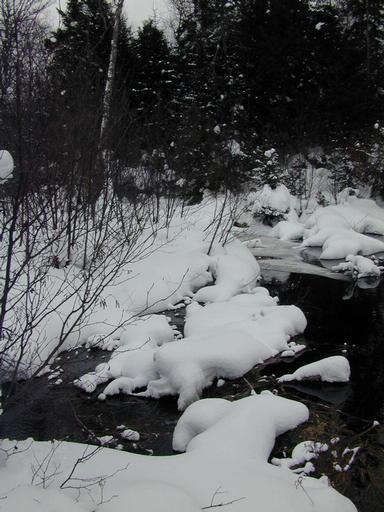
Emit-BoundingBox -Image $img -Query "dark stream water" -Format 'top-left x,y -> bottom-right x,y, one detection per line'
1,269 -> 384,456
261,271 -> 384,423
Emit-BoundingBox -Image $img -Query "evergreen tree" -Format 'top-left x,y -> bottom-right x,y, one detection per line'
171,0 -> 250,196
45,0 -> 133,199
130,20 -> 175,149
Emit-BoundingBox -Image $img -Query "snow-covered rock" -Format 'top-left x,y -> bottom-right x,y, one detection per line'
272,440 -> 328,475
271,220 -> 306,241
301,199 -> 384,259
332,254 -> 382,278
278,356 -> 350,383
194,239 -> 260,302
75,347 -> 159,395
85,314 -> 175,351
77,286 -> 307,410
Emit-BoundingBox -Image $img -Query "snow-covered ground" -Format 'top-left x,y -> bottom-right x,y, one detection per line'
0,392 -> 356,512
2,178 -> 373,512
0,196 -> 236,381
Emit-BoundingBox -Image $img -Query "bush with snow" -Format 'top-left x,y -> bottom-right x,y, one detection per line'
252,184 -> 296,225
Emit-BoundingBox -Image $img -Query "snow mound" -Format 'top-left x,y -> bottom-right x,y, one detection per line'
272,440 -> 328,475
332,254 -> 382,278
140,297 -> 306,410
173,393 -> 309,459
0,392 -> 357,512
85,314 -> 175,351
78,285 -> 306,410
278,356 -> 350,383
302,199 -> 384,259
271,220 -> 306,241
194,239 -> 260,302
75,348 -> 159,394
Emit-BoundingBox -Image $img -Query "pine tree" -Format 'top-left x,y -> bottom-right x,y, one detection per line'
130,20 -> 175,148
171,0 -> 251,196
45,0 -> 133,199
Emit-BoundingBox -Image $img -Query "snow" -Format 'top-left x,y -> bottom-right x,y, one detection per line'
193,239 -> 261,302
78,284 -> 307,410
0,392 -> 357,512
301,198 -> 384,259
332,254 -> 382,278
252,184 -> 295,215
120,429 -> 140,441
272,440 -> 328,474
75,348 -> 159,394
0,150 -> 13,180
280,341 -> 306,358
106,481 -> 202,512
0,196 -> 233,380
1,486 -> 85,512
96,435 -> 115,446
227,139 -> 246,157
265,192 -> 384,261
84,314 -> 175,351
271,220 -> 307,241
278,356 -> 350,383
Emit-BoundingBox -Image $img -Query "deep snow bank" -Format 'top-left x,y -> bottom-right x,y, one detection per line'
0,197 -> 236,381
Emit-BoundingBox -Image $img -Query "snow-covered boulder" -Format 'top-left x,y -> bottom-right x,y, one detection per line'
271,220 -> 306,241
77,288 -> 307,410
85,314 -> 175,351
301,199 -> 384,259
332,254 -> 382,278
194,239 -> 260,302
278,356 -> 350,383
140,299 -> 306,410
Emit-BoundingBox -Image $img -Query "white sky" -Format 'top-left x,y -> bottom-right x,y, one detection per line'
47,0 -> 170,29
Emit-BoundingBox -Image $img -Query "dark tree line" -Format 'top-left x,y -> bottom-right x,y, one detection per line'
1,0 -> 384,198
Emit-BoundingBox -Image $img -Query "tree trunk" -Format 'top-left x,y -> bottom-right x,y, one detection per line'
99,0 -> 124,151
